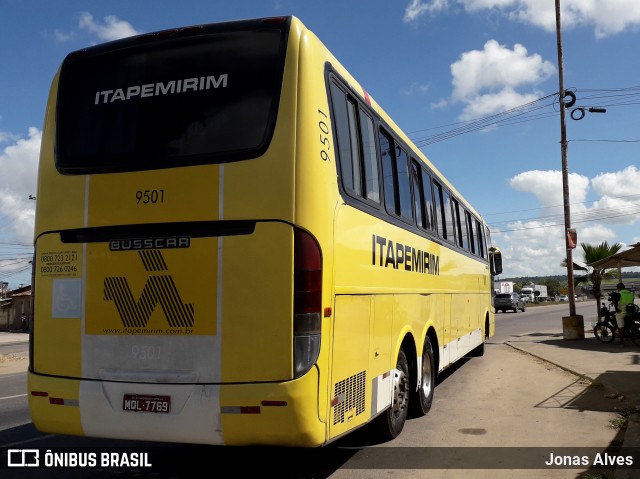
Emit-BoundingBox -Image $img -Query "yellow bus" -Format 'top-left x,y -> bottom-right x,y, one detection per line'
29,16 -> 502,447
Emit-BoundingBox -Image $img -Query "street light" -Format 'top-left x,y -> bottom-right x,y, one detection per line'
555,0 -> 584,339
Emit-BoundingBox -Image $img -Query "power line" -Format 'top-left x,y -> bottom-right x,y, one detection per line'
490,206 -> 640,234
487,191 -> 640,233
409,87 -> 640,146
411,94 -> 558,147
483,192 -> 640,217
569,139 -> 640,143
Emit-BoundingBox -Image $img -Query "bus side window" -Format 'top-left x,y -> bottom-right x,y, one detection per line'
412,162 -> 426,229
345,100 -> 363,197
460,205 -> 470,251
380,130 -> 396,215
380,131 -> 413,222
465,210 -> 476,254
330,83 -> 357,193
395,146 -> 413,221
330,81 -> 380,205
433,180 -> 444,238
359,109 -> 380,204
452,198 -> 467,249
421,168 -> 435,231
442,189 -> 456,244
479,221 -> 488,258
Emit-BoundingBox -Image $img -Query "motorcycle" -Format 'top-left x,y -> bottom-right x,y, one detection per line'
592,296 -> 618,343
593,292 -> 640,346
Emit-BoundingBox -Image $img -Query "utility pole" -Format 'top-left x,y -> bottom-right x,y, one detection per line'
555,0 -> 583,338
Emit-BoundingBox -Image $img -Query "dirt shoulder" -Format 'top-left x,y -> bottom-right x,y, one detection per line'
0,353 -> 28,375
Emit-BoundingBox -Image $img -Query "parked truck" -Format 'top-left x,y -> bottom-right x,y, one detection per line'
520,285 -> 548,303
496,281 -> 515,294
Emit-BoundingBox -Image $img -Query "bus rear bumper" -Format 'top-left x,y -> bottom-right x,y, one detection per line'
28,367 -> 325,447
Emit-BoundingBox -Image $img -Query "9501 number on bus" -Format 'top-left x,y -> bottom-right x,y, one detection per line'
123,394 -> 171,413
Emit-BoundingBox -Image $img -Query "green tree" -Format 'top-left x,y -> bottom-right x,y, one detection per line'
561,241 -> 623,319
539,278 -> 563,299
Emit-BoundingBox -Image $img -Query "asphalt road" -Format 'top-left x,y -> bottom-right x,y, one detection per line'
491,299 -> 599,342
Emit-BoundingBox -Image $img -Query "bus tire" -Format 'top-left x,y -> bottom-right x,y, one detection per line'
410,336 -> 435,417
371,347 -> 410,440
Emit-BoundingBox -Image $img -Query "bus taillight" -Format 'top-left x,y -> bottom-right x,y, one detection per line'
293,229 -> 322,378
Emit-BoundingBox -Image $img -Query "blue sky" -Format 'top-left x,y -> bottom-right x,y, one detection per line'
1,0 -> 640,290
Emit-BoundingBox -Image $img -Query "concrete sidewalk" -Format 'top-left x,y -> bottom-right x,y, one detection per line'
0,330 -> 28,345
504,329 -> 640,406
504,327 -> 640,479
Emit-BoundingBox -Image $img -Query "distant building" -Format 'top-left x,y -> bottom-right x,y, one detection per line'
0,285 -> 31,332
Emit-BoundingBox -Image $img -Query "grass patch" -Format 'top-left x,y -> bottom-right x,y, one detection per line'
609,407 -> 640,430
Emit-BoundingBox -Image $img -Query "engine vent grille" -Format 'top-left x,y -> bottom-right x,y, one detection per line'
332,371 -> 366,425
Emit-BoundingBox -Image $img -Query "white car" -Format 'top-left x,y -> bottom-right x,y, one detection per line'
558,295 -> 569,301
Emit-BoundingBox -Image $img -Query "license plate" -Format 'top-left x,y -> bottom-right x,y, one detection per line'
123,394 -> 171,413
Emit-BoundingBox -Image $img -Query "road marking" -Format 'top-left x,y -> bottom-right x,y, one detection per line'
0,372 -> 28,378
3,433 -> 56,448
1,393 -> 27,401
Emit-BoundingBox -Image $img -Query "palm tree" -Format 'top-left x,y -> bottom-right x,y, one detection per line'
561,241 -> 623,319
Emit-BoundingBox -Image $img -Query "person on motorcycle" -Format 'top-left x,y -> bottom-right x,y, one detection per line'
615,282 -> 634,345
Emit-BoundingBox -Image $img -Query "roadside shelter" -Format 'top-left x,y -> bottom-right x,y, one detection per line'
588,243 -> 640,281
588,242 -> 640,281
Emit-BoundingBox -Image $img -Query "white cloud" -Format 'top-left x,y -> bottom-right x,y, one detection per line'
591,165 -> 640,199
53,29 -> 74,43
0,121 -> 20,144
404,0 -> 450,22
494,168 -> 638,276
404,0 -> 640,38
494,220 -> 567,276
78,12 -> 141,42
575,223 -> 617,247
451,40 -> 555,101
589,166 -> 640,225
457,88 -> 542,122
0,127 -> 40,243
494,170 -> 589,276
402,82 -> 431,96
0,131 -> 18,144
449,40 -> 555,120
503,0 -> 640,39
509,169 -> 589,213
431,98 -> 449,110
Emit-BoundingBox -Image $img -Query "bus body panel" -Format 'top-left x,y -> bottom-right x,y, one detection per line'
292,24 -> 343,431
331,202 -> 488,369
87,167 -> 220,226
33,222 -> 296,383
28,374 -> 84,437
32,235 -> 83,378
329,295 -> 373,438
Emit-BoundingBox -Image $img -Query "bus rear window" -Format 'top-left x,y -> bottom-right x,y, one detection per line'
56,22 -> 288,174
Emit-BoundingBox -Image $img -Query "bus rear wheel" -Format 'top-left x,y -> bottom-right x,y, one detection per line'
371,347 -> 410,440
410,336 -> 435,417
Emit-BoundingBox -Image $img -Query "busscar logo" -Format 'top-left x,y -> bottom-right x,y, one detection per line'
104,249 -> 194,328
109,236 -> 190,251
